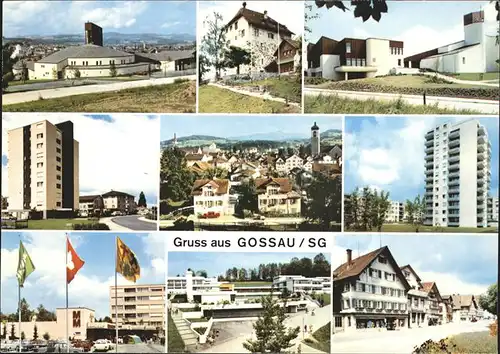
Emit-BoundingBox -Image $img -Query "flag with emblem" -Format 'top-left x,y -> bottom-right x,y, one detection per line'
67,236 -> 85,284
116,237 -> 140,282
17,241 -> 35,287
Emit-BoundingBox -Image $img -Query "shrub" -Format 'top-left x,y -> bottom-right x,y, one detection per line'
305,77 -> 329,85
489,321 -> 498,337
413,338 -> 456,353
72,223 -> 110,230
174,78 -> 189,84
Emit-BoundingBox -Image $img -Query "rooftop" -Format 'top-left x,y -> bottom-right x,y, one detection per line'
37,44 -> 131,64
226,4 -> 294,37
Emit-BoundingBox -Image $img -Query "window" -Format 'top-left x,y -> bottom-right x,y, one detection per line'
373,57 -> 377,63
96,61 -> 99,65
37,162 -> 43,168
346,58 -> 352,66
37,182 -> 43,187
37,143 -> 43,149
56,157 -> 61,162
398,59 -> 401,66
378,256 -> 387,264
56,138 -> 61,145
253,28 -> 259,36
56,147 -> 61,154
56,166 -> 61,171
462,57 -> 465,64
36,133 -> 43,139
56,202 -> 61,207
56,184 -> 61,189
268,33 -> 274,39
235,22 -> 238,30
56,175 -> 61,180
346,42 -> 351,53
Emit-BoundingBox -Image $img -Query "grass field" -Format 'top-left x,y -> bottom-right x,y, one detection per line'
447,331 -> 497,353
305,95 -> 482,114
303,322 -> 330,353
167,313 -> 186,353
346,223 -> 497,233
240,76 -> 301,103
229,281 -> 273,287
8,79 -> 57,86
315,293 -> 331,306
198,85 -> 300,113
3,80 -> 196,113
25,218 -> 95,230
452,72 -> 500,81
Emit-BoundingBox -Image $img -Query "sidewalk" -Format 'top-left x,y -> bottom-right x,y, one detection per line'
209,82 -> 301,107
138,216 -> 157,224
100,217 -> 131,231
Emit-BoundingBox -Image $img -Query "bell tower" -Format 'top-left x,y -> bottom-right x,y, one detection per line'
311,122 -> 320,156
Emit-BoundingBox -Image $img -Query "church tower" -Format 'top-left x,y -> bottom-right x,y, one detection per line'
173,133 -> 178,145
311,122 -> 320,156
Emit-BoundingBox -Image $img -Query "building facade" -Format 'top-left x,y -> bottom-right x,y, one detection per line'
487,196 -> 498,226
192,179 -> 235,216
332,247 -> 410,332
255,178 -> 301,215
386,201 -> 405,223
273,275 -> 331,294
424,119 -> 491,228
78,194 -> 104,217
110,284 -> 165,328
84,22 -> 103,46
7,120 -> 79,216
102,190 -> 137,214
307,36 -> 404,80
311,122 -> 320,156
449,295 -> 479,322
400,265 -> 428,327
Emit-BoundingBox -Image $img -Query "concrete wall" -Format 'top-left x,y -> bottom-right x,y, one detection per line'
464,22 -> 483,46
73,141 -> 80,210
7,128 -> 24,210
458,120 -> 479,227
65,63 -> 150,78
366,38 -> 403,77
321,54 -> 341,80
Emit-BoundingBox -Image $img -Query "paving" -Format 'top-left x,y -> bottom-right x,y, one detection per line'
111,215 -> 158,231
116,343 -> 164,353
304,87 -> 499,114
331,319 -> 492,353
2,75 -> 196,105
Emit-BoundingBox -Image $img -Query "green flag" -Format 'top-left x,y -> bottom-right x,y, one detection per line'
17,241 -> 35,287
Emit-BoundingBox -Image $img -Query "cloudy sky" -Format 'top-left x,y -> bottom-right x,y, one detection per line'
1,232 -> 165,318
344,116 -> 499,202
2,113 -> 159,205
334,234 -> 497,296
198,1 -> 304,39
3,1 -> 196,37
306,1 -> 491,56
160,115 -> 342,140
168,252 -> 331,277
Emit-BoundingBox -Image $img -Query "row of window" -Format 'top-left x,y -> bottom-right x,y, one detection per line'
390,47 -> 403,55
36,181 -> 61,188
348,281 -> 406,298
343,299 -> 408,311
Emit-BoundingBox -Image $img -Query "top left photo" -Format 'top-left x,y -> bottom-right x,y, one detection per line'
2,1 -> 196,113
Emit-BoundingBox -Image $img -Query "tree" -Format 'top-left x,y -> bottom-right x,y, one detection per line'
372,189 -> 391,232
51,67 -> 57,80
18,298 -> 33,322
247,41 -> 275,72
1,322 -> 6,339
33,325 -> 38,341
103,316 -> 112,323
304,3 -> 321,41
10,324 -> 16,340
231,267 -> 238,281
21,61 -> 29,83
201,12 -> 228,80
314,0 -> 389,22
198,53 -> 210,82
224,46 -> 251,75
160,147 -> 195,202
36,305 -> 56,321
138,192 -> 147,208
195,270 -> 208,278
238,268 -> 248,281
1,195 -> 8,210
73,67 -> 81,79
405,195 -> 426,232
235,179 -> 258,215
2,44 -> 14,91
479,283 -> 497,315
242,294 -> 300,353
43,332 -> 50,341
21,331 -> 25,340
200,167 -> 228,180
110,62 -> 117,77
304,174 -> 342,228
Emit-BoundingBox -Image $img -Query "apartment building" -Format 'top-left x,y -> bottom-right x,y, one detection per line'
191,179 -> 235,216
285,155 -> 304,173
110,284 -> 165,328
273,275 -> 331,294
332,247 -> 411,332
400,264 -> 429,327
487,196 -> 498,225
78,194 -> 104,217
306,36 -> 404,80
102,190 -> 137,214
224,2 -> 294,73
424,119 -> 491,228
421,282 -> 443,325
386,201 -> 405,223
7,120 -> 79,216
255,178 -> 301,215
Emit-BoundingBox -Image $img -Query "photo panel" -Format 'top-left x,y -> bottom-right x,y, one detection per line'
304,1 -> 499,115
2,1 -> 196,113
198,1 -> 305,114
159,115 -> 342,232
1,113 -> 159,232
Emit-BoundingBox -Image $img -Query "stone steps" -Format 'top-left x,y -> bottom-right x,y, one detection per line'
171,316 -> 199,350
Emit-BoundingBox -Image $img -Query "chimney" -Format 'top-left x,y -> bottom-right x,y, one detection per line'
346,249 -> 352,264
264,10 -> 268,19
242,2 -> 247,8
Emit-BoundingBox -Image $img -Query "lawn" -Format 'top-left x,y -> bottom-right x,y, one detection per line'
449,331 -> 497,353
452,72 -> 500,81
8,79 -> 57,86
303,322 -> 330,353
314,293 -> 331,306
167,313 -> 186,353
198,85 -> 300,113
348,224 -> 498,233
305,95 -> 483,114
25,218 -> 95,230
3,80 -> 196,113
240,76 -> 301,103
230,281 -> 273,287
307,74 -> 499,100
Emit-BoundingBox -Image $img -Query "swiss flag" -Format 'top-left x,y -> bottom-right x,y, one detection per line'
67,236 -> 85,284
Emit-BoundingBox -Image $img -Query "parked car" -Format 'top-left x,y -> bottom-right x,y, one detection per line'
46,342 -> 83,353
72,340 -> 93,352
3,340 -> 21,351
202,211 -> 220,219
92,339 -> 113,352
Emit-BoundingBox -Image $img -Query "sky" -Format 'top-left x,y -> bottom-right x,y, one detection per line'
335,234 -> 498,296
168,252 -> 331,277
0,231 -> 165,318
2,113 -> 159,205
344,116 -> 499,202
3,1 -> 196,37
160,115 -> 343,140
198,1 -> 304,39
306,1 -> 490,56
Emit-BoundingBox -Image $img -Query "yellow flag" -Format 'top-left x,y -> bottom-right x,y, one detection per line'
116,237 -> 140,282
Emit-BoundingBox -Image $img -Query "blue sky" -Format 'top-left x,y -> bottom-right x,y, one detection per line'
306,1 -> 490,55
160,115 -> 343,140
334,234 -> 498,296
344,116 -> 499,202
3,1 -> 196,37
168,252 -> 331,277
0,232 -> 164,318
2,113 -> 159,206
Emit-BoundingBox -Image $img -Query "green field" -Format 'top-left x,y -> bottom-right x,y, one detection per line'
305,95 -> 482,114
448,331 -> 497,353
3,80 -> 196,113
198,85 -> 300,113
452,72 -> 500,81
8,79 -> 57,86
346,224 -> 498,233
167,313 -> 186,353
315,293 -> 331,306
23,218 -> 95,230
303,322 -> 330,353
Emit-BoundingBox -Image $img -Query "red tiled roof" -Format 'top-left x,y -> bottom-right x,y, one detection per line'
255,178 -> 293,194
226,6 -> 294,37
191,179 -> 229,196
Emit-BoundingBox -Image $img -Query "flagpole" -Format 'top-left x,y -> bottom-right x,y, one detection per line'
115,235 -> 118,353
66,234 -> 69,353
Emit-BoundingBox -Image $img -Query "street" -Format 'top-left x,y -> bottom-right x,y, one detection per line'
304,87 -> 499,114
111,215 -> 157,231
331,319 -> 493,353
117,343 -> 164,352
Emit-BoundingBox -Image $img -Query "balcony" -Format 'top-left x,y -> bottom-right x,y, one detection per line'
478,135 -> 486,144
448,195 -> 459,201
448,154 -> 460,163
425,161 -> 434,168
449,129 -> 460,139
478,125 -> 486,136
425,139 -> 434,147
477,194 -> 485,201
448,171 -> 459,178
448,164 -> 459,173
425,130 -> 434,139
448,178 -> 459,186
478,169 -> 485,177
425,154 -> 434,161
448,146 -> 460,154
425,176 -> 433,182
448,204 -> 459,210
448,139 -> 460,148
478,144 -> 485,153
425,146 -> 434,154
424,191 -> 434,196
447,219 -> 460,226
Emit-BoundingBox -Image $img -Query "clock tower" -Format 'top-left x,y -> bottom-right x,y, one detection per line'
311,122 -> 320,156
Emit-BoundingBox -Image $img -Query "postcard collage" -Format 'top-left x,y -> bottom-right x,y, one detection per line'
1,1 -> 499,353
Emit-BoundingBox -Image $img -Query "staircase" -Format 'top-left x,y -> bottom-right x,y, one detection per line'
172,313 -> 199,351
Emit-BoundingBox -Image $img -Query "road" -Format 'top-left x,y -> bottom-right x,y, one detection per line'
5,78 -> 126,93
304,87 -> 499,114
331,319 -> 492,353
2,75 -> 196,105
111,215 -> 157,231
117,343 -> 164,353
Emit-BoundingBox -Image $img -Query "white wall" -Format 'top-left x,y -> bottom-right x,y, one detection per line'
458,120 -> 479,227
366,38 -> 403,77
65,63 -> 150,78
320,54 -> 341,80
67,55 -> 134,67
33,62 -> 60,79
464,22 -> 483,46
484,35 -> 499,72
